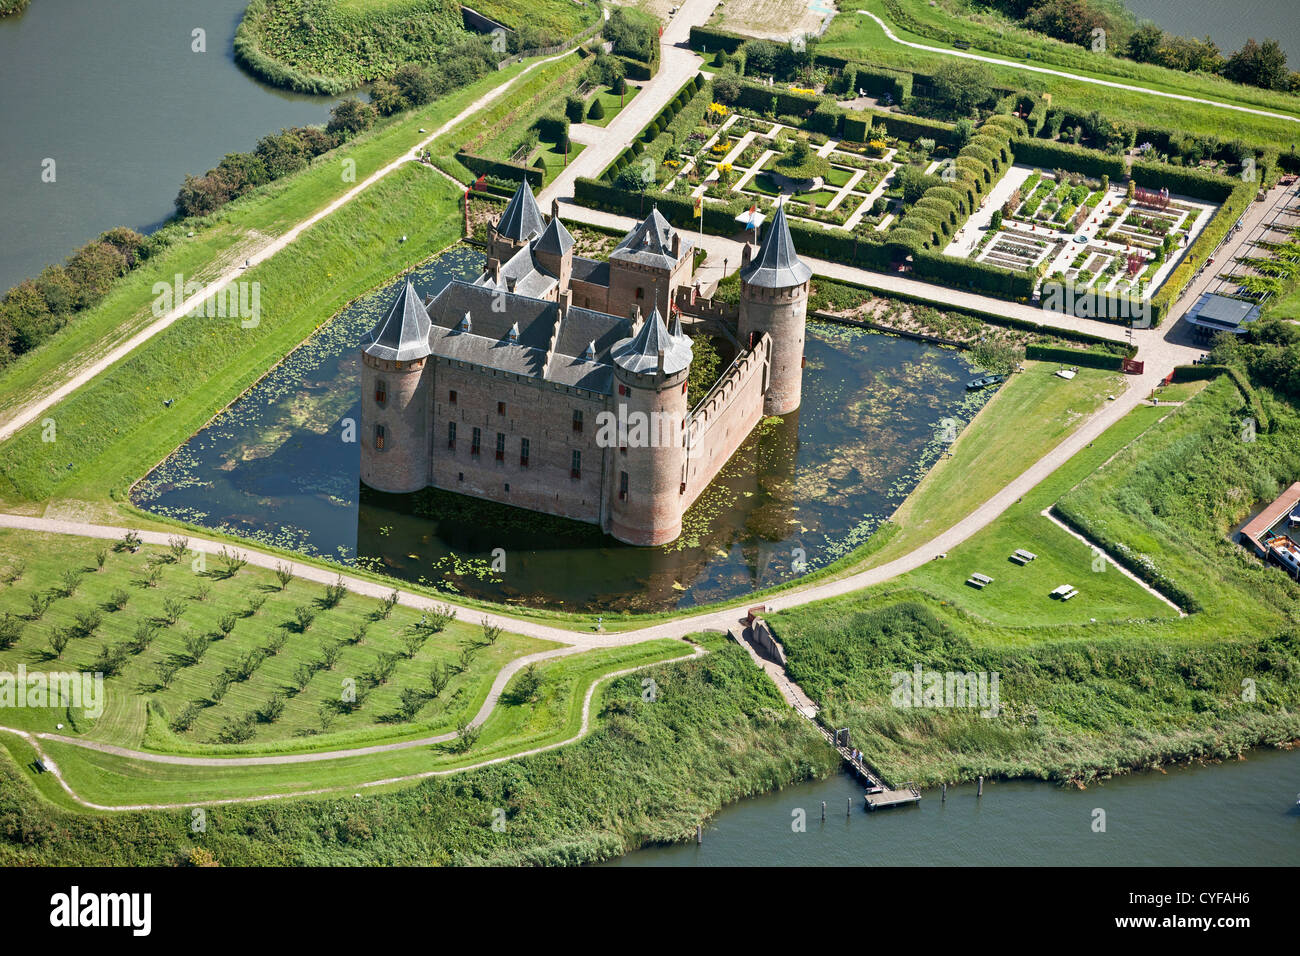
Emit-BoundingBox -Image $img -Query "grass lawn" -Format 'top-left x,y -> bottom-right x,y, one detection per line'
537,139 -> 586,179
820,0 -> 1300,149
824,165 -> 856,188
870,361 -> 1124,567
22,639 -> 693,807
895,402 -> 1174,627
586,85 -> 640,128
0,531 -> 558,753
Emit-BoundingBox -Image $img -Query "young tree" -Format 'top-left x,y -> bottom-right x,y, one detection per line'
931,61 -> 994,113
327,98 -> 377,137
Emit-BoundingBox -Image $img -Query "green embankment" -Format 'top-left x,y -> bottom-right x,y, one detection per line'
0,645 -> 836,864
819,0 -> 1300,149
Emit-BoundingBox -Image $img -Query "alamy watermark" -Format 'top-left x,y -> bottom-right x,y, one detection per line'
891,664 -> 1000,717
0,665 -> 104,718
152,274 -> 261,328
595,404 -> 700,448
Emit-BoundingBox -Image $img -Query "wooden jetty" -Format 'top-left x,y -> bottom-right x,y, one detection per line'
732,615 -> 921,812
816,725 -> 922,811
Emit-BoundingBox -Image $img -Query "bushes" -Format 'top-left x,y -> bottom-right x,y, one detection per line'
1024,344 -> 1124,370
587,98 -> 606,121
1014,139 -> 1126,179
1129,160 -> 1238,202
456,152 -> 544,187
235,0 -> 497,94
844,109 -> 959,147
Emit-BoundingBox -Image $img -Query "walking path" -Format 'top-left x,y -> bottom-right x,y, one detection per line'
858,10 -> 1300,126
2,645 -> 703,811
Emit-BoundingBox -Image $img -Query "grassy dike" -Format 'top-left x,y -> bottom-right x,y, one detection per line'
769,377 -> 1300,788
822,0 -> 1300,149
0,644 -> 837,864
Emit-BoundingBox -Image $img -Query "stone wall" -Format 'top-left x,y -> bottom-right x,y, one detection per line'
426,358 -> 613,526
682,335 -> 771,507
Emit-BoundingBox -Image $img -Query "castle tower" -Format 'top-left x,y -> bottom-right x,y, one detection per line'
608,207 -> 693,321
488,181 -> 545,264
738,202 -> 812,415
533,200 -> 574,291
607,307 -> 693,547
359,280 -> 432,493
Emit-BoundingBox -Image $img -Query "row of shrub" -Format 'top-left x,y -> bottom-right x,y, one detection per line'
1024,344 -> 1125,370
604,6 -> 658,80
1013,138 -> 1128,179
603,74 -> 708,180
0,227 -> 171,366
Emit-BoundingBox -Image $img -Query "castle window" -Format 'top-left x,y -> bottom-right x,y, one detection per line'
619,471 -> 629,500
447,421 -> 456,449
449,389 -> 458,405
572,410 -> 583,433
497,401 -> 506,416
571,450 -> 581,480
635,287 -> 644,300
495,432 -> 505,461
520,438 -> 530,468
374,380 -> 387,406
617,384 -> 630,397
471,427 -> 481,457
374,424 -> 385,451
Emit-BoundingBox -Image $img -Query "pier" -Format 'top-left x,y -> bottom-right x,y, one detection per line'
730,613 -> 922,812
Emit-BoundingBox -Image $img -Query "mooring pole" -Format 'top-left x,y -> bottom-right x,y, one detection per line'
696,824 -> 703,845
847,797 -> 852,817
942,782 -> 947,803
821,801 -> 826,821
977,776 -> 984,797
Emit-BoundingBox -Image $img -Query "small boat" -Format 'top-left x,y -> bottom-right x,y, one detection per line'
966,374 -> 1004,390
1288,505 -> 1300,528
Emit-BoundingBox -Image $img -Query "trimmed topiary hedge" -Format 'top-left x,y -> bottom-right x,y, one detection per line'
1015,139 -> 1126,179
1025,344 -> 1124,370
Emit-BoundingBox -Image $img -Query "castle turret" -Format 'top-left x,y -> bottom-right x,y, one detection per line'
607,307 -> 692,546
738,202 -> 811,415
360,280 -> 432,493
488,181 -> 545,264
533,201 -> 574,290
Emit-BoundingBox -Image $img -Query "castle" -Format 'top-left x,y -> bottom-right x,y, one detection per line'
360,182 -> 811,546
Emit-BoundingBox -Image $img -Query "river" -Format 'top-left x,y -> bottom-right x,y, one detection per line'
1123,0 -> 1300,63
0,0 -> 336,291
611,748 -> 1300,866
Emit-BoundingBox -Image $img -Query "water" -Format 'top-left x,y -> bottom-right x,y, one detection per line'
0,0 -> 337,291
1123,0 -> 1300,64
132,244 -> 993,612
610,748 -> 1300,866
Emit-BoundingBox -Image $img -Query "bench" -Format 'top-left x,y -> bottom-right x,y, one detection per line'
1011,549 -> 1038,565
966,572 -> 993,589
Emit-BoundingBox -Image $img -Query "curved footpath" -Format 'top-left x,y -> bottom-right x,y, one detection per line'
857,9 -> 1300,125
1,645 -> 704,812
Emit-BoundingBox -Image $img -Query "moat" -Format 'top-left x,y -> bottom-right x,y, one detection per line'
132,244 -> 993,612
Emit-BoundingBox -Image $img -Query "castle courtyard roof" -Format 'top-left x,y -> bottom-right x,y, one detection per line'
535,214 -> 575,257
425,280 -> 629,394
361,279 -> 432,362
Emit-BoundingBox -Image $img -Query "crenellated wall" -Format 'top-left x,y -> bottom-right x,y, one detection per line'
681,334 -> 771,507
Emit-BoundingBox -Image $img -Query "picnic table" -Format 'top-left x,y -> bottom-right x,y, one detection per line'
1011,549 -> 1037,564
967,572 -> 993,589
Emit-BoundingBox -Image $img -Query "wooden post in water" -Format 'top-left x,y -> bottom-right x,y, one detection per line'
696,824 -> 703,845
847,797 -> 852,817
821,801 -> 826,821
942,782 -> 947,803
977,776 -> 984,797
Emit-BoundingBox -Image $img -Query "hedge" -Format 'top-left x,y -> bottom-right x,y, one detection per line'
1024,344 -> 1124,370
1015,139 -> 1126,179
616,54 -> 657,81
1129,160 -> 1238,202
836,63 -> 914,104
455,151 -> 543,187
844,108 -> 958,147
1150,179 -> 1254,324
687,25 -> 748,54
911,249 -> 1035,299
734,82 -> 825,122
1025,98 -> 1047,137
